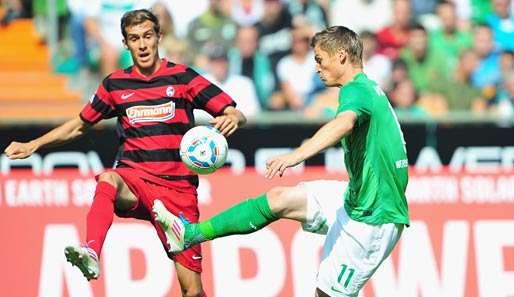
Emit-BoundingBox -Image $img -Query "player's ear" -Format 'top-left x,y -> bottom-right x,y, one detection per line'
337,48 -> 347,65
122,38 -> 128,49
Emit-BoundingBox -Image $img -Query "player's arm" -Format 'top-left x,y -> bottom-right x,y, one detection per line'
265,111 -> 357,179
4,116 -> 91,160
210,106 -> 247,137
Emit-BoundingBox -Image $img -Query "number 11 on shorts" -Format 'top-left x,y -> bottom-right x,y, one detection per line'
337,263 -> 355,288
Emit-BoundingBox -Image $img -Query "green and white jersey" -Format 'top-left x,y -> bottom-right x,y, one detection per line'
336,73 -> 409,225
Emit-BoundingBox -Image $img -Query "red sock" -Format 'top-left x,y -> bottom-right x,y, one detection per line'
86,181 -> 117,257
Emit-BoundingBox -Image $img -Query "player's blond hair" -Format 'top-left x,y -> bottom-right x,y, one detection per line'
310,26 -> 363,67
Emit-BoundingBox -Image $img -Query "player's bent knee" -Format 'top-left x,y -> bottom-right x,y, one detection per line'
267,186 -> 290,214
181,287 -> 203,297
267,186 -> 306,220
97,171 -> 122,187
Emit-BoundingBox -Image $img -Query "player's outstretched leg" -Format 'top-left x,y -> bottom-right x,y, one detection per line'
154,186 -> 310,253
64,245 -> 100,281
153,193 -> 279,253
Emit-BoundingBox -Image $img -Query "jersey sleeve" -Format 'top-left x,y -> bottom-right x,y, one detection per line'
336,84 -> 372,124
183,67 -> 236,117
79,77 -> 116,125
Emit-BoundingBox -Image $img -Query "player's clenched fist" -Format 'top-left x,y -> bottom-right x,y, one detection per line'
4,141 -> 38,160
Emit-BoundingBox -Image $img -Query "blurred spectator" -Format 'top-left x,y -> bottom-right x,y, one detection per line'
493,69 -> 514,116
486,0 -> 514,51
0,0 -> 31,25
386,59 -> 409,92
491,50 -> 514,106
151,2 -> 192,64
151,0 -> 208,37
228,25 -> 275,109
427,49 -> 486,112
361,30 -> 392,89
411,0 -> 439,19
152,2 -> 175,40
162,38 -> 190,64
84,0 -> 144,76
449,0 -> 472,28
500,49 -> 514,72
200,43 -> 261,117
471,24 -> 501,95
330,0 -> 392,33
411,0 -> 437,19
230,0 -> 264,26
499,50 -> 514,82
67,0 -> 88,72
32,0 -> 68,42
389,79 -> 429,116
272,25 -> 316,110
429,1 -> 473,70
288,0 -> 328,31
399,24 -> 448,94
470,0 -> 493,24
377,0 -> 412,59
304,87 -> 339,118
187,0 -> 238,67
256,0 -> 293,83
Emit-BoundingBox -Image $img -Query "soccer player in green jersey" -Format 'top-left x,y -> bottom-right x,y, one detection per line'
153,26 -> 409,297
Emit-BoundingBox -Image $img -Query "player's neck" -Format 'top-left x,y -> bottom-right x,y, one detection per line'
135,56 -> 162,77
339,67 -> 363,86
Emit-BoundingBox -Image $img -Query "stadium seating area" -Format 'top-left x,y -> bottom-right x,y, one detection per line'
1,0 -> 514,122
0,19 -> 81,121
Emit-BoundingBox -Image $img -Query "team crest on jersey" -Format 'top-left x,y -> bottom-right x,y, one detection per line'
126,101 -> 175,124
166,86 -> 175,97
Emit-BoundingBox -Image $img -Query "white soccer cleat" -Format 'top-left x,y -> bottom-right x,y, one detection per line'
64,245 -> 99,281
152,199 -> 186,253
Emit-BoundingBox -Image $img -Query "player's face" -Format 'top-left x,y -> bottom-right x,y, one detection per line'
123,20 -> 161,73
313,44 -> 345,87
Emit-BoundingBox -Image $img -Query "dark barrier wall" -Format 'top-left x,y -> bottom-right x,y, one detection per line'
1,123 -> 513,167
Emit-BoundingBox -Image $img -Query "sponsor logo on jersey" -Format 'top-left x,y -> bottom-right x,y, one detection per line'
121,92 -> 135,100
126,101 -> 175,124
166,86 -> 175,97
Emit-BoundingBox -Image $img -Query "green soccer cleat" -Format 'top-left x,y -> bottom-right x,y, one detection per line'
152,199 -> 186,253
64,245 -> 100,281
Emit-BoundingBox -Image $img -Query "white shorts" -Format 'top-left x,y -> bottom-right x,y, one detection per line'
300,180 -> 404,297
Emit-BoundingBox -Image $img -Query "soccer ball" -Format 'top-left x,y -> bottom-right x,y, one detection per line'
180,126 -> 228,175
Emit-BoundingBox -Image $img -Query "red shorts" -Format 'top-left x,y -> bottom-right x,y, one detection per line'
104,167 -> 203,273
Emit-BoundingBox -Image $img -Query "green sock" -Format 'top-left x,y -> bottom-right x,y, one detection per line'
184,194 -> 278,246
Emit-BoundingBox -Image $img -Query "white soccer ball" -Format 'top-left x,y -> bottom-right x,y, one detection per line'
180,125 -> 228,175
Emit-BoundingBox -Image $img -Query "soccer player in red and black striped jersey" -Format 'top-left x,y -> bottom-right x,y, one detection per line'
4,9 -> 246,297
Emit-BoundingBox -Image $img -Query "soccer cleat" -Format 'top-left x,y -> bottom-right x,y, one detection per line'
152,199 -> 186,253
64,245 -> 100,281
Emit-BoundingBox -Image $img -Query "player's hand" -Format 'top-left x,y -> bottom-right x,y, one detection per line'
265,152 -> 302,179
210,114 -> 239,136
4,141 -> 38,160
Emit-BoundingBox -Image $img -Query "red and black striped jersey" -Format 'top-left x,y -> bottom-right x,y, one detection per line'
79,58 -> 236,189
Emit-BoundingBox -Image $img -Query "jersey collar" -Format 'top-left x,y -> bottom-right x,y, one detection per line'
130,58 -> 168,80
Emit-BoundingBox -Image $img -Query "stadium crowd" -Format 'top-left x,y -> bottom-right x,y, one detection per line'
1,0 -> 514,119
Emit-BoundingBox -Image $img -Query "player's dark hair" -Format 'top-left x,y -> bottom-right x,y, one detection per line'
437,0 -> 456,9
310,26 -> 363,67
121,9 -> 160,39
411,23 -> 426,33
473,22 -> 492,32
